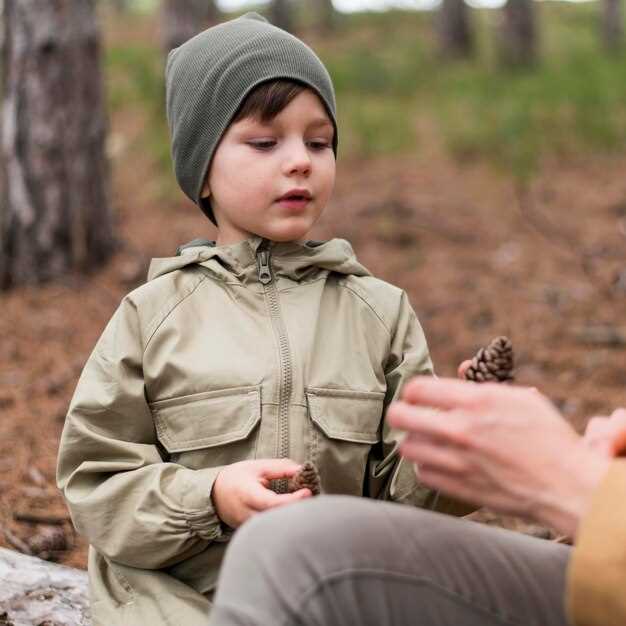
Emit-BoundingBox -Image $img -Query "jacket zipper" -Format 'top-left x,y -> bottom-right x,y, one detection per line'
256,243 -> 293,493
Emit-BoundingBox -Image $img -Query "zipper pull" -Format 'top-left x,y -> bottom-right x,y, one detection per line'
257,250 -> 272,284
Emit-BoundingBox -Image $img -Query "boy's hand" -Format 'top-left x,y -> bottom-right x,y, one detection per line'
211,459 -> 312,529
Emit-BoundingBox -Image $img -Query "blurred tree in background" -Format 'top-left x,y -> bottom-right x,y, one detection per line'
602,0 -> 624,51
271,0 -> 294,33
437,0 -> 474,58
316,0 -> 337,33
159,0 -> 220,54
0,0 -> 114,289
498,0 -> 538,66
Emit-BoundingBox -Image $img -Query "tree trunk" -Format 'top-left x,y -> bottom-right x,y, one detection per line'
271,0 -> 294,33
317,0 -> 337,34
207,0 -> 221,25
159,0 -> 212,53
437,0 -> 474,59
602,0 -> 624,51
498,0 -> 538,66
0,0 -> 114,290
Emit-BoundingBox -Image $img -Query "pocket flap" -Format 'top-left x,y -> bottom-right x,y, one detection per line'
150,386 -> 261,453
305,387 -> 384,444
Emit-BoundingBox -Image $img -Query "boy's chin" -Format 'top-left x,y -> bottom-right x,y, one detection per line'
260,220 -> 317,243
266,232 -> 310,243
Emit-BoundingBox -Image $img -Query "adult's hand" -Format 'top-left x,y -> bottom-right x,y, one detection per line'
457,359 -> 472,379
583,409 -> 626,457
212,459 -> 311,529
387,377 -> 610,537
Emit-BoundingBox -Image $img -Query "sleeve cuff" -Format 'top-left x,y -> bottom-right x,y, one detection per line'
177,466 -> 226,541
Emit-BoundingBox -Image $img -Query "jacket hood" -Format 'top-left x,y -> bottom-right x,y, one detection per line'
147,234 -> 371,285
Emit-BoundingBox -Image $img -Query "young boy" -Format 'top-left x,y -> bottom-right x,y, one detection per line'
57,12 -> 470,626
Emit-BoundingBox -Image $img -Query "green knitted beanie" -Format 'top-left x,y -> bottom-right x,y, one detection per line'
165,11 -> 339,225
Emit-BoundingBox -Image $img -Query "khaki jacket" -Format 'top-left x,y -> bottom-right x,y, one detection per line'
567,459 -> 626,626
57,235 -> 467,626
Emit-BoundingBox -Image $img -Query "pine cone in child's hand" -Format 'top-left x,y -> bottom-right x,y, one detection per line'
464,336 -> 514,383
288,461 -> 321,496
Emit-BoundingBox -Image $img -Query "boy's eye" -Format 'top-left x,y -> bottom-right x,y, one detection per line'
249,140 -> 276,150
248,140 -> 331,151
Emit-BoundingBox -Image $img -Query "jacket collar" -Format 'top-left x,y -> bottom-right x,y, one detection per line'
147,235 -> 371,285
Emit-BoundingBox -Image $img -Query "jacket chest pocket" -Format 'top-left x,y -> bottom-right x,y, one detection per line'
305,387 -> 384,496
150,385 -> 261,469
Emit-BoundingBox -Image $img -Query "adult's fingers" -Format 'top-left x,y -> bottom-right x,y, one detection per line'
609,408 -> 626,424
608,409 -> 626,456
583,417 -> 614,449
387,402 -> 471,447
400,435 -> 468,474
583,415 -> 626,456
457,360 -> 472,379
401,376 -> 502,411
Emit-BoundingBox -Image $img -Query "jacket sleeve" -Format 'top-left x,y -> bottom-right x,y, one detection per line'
56,296 -> 225,570
566,459 -> 626,626
367,290 -> 476,516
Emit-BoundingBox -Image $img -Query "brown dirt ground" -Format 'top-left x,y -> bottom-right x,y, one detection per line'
2,24 -> 626,571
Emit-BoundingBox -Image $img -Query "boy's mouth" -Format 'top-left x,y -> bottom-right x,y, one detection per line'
278,197 -> 311,211
278,189 -> 313,201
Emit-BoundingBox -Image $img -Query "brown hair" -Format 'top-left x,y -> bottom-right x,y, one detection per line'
232,78 -> 311,124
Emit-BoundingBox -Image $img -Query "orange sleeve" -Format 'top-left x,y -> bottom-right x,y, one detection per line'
566,460 -> 626,626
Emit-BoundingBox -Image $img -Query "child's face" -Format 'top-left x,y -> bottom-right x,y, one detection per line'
201,88 -> 336,246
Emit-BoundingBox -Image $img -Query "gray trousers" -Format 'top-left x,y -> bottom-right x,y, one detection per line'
208,496 -> 571,626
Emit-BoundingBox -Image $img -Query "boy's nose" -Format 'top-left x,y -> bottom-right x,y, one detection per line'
283,144 -> 312,176
288,160 -> 311,176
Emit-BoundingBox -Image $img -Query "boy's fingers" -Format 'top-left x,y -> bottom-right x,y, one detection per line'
263,489 -> 312,508
256,458 -> 302,480
247,485 -> 311,511
246,484 -> 280,511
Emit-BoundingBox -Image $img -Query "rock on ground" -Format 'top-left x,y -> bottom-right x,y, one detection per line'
0,548 -> 90,626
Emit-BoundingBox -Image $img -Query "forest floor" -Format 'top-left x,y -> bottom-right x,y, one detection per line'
2,11 -> 626,571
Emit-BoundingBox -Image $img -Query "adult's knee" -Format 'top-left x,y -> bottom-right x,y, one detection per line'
222,495 -> 376,581
215,497 -> 363,607
231,495 -> 354,557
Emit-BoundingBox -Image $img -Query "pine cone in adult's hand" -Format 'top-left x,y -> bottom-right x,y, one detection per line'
288,461 -> 321,496
464,336 -> 514,383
